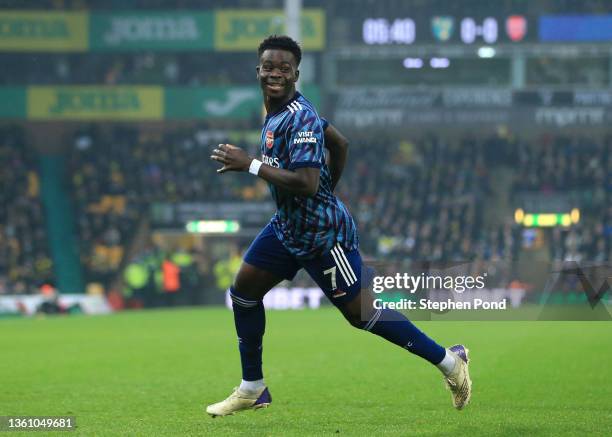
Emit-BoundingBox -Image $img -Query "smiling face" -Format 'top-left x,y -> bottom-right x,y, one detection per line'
256,48 -> 299,102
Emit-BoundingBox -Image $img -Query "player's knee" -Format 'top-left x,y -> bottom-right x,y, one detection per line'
229,286 -> 262,312
342,309 -> 367,329
349,317 -> 368,330
232,276 -> 258,300
339,293 -> 369,329
233,262 -> 280,300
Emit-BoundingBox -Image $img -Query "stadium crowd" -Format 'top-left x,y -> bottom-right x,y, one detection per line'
67,124 -> 524,290
3,120 -> 610,296
510,134 -> 612,262
0,125 -> 54,294
337,133 -> 521,262
67,125 -> 266,287
68,125 -> 612,294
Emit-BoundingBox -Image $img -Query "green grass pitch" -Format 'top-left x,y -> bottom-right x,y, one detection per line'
1,307 -> 611,436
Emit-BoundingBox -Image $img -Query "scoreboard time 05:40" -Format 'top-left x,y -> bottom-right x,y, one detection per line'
362,15 -> 529,45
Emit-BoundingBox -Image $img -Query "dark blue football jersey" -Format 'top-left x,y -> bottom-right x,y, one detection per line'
259,91 -> 358,259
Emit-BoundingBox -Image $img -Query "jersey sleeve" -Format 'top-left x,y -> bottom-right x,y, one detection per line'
320,117 -> 329,131
286,111 -> 324,170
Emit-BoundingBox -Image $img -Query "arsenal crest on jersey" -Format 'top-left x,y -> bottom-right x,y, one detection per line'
266,130 -> 274,149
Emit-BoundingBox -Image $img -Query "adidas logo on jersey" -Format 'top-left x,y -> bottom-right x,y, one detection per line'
287,101 -> 303,113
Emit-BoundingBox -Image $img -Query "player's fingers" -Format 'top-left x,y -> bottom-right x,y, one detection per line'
210,154 -> 226,163
218,143 -> 227,151
217,166 -> 228,174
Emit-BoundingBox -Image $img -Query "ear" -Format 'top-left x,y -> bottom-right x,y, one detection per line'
294,69 -> 300,82
256,66 -> 260,79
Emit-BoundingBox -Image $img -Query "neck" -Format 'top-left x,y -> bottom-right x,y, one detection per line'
264,88 -> 296,114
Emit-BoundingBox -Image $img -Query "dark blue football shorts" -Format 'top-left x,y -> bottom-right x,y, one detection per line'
243,223 -> 362,307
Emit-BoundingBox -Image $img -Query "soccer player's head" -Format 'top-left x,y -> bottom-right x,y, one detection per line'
256,35 -> 301,100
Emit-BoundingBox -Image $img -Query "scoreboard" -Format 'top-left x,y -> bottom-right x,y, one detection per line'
354,14 -> 612,46
362,15 -> 529,45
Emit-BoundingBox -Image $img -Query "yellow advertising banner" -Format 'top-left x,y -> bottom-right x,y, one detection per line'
214,9 -> 325,51
0,11 -> 88,51
27,86 -> 163,120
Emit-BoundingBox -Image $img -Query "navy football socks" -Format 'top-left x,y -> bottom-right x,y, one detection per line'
230,286 -> 445,379
363,308 -> 446,365
230,287 -> 265,381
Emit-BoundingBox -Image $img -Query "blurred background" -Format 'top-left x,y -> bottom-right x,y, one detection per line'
0,0 -> 610,315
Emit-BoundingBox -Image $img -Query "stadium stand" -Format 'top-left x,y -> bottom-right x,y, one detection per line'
511,134 -> 612,262
64,124 -> 612,292
67,124 -> 266,289
0,125 -> 54,294
65,124 -> 526,294
337,133 -> 521,262
3,120 -> 609,295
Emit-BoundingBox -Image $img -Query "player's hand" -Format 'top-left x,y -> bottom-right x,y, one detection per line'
211,143 -> 252,173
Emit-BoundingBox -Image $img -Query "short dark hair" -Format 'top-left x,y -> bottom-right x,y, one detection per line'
258,35 -> 302,66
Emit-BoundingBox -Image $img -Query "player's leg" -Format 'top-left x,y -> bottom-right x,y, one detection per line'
207,224 -> 300,417
338,286 -> 448,364
303,246 -> 448,363
302,245 -> 472,409
231,262 -> 282,388
338,286 -> 471,408
207,262 -> 280,417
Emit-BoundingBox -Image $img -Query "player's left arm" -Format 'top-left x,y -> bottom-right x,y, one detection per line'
322,119 -> 349,191
211,144 -> 319,197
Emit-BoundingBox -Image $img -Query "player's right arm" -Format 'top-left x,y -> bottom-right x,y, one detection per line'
212,110 -> 325,198
322,120 -> 349,191
211,143 -> 320,197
